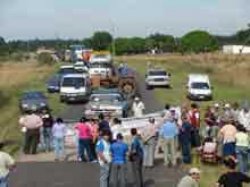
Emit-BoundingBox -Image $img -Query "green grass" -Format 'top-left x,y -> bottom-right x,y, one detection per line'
123,59 -> 250,187
0,62 -> 65,156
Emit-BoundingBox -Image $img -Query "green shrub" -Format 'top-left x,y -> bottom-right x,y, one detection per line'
37,52 -> 54,65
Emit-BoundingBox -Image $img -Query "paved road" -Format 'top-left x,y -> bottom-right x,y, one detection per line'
10,161 -> 183,187
10,71 -> 183,187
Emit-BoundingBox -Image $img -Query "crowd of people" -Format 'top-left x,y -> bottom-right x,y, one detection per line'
1,98 -> 250,187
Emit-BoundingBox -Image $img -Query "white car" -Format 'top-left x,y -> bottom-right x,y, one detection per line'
187,74 -> 213,101
145,68 -> 171,89
60,74 -> 91,103
89,62 -> 113,78
74,61 -> 89,73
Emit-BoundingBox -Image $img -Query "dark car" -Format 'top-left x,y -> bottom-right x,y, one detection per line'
19,91 -> 49,112
47,74 -> 61,93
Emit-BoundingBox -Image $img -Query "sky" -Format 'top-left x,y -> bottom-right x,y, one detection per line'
0,0 -> 249,40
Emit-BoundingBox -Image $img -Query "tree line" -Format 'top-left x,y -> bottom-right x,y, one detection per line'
0,27 -> 250,56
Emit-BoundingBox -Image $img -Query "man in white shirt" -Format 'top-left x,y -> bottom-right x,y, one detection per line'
238,107 -> 250,131
132,97 -> 145,118
0,142 -> 15,187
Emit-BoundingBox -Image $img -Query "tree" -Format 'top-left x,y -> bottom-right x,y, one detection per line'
147,33 -> 176,52
91,31 -> 113,51
236,28 -> 250,45
180,30 -> 219,53
0,37 -> 8,56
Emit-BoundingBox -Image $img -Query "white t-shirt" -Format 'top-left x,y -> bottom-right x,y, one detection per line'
0,151 -> 15,178
132,101 -> 145,117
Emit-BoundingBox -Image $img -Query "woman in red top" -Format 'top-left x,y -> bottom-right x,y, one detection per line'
75,117 -> 94,162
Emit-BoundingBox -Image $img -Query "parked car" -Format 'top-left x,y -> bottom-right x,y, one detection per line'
20,91 -> 49,112
145,68 -> 171,89
84,89 -> 130,118
47,74 -> 61,93
74,60 -> 89,73
60,74 -> 91,103
58,65 -> 77,75
187,74 -> 213,101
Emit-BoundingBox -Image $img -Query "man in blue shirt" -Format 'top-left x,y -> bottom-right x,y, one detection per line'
159,116 -> 178,167
130,128 -> 144,187
109,133 -> 128,187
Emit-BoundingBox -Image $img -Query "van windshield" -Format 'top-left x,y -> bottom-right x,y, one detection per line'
62,77 -> 85,87
191,82 -> 210,89
149,71 -> 167,76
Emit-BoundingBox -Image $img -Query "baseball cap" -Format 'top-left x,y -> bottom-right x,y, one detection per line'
214,103 -> 220,108
189,168 -> 201,174
224,103 -> 231,108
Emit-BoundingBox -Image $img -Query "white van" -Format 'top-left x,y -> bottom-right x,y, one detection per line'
60,74 -> 91,103
187,74 -> 213,101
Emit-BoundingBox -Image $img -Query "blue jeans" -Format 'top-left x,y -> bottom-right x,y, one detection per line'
43,127 -> 52,151
79,139 -> 93,162
236,146 -> 249,173
0,176 -> 8,187
100,164 -> 110,187
181,142 -> 191,164
54,137 -> 65,159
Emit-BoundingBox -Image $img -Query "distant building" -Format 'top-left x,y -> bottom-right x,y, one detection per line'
222,45 -> 250,54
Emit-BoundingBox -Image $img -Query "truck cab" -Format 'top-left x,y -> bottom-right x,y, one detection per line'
187,74 -> 213,101
60,74 -> 91,103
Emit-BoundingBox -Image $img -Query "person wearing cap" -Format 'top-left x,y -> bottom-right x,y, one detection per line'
19,110 -> 43,154
221,103 -> 233,126
132,97 -> 145,118
177,167 -> 201,187
142,117 -> 158,168
159,115 -> 178,167
0,142 -> 15,187
109,133 -> 128,187
96,130 -> 112,187
217,157 -> 250,187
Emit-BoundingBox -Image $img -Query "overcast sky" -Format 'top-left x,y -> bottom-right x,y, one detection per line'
0,0 -> 249,40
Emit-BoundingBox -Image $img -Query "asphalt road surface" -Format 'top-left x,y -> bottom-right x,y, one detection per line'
10,72 -> 183,187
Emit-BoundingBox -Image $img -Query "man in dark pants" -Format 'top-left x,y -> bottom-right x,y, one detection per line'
110,133 -> 128,187
19,110 -> 43,154
130,128 -> 144,187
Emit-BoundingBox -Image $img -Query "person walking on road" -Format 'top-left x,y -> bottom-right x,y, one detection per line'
159,115 -> 178,167
177,167 -> 201,187
41,109 -> 54,152
96,130 -> 112,187
52,118 -> 66,161
0,142 -> 15,187
19,110 -> 43,154
132,97 -> 145,118
130,128 -> 144,187
75,117 -> 94,162
142,117 -> 158,168
109,133 -> 128,187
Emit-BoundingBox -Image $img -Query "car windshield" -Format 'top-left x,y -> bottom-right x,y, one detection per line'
149,71 -> 167,76
90,94 -> 123,102
191,82 -> 210,89
58,68 -> 76,74
90,63 -> 112,68
62,77 -> 85,87
23,92 -> 45,100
